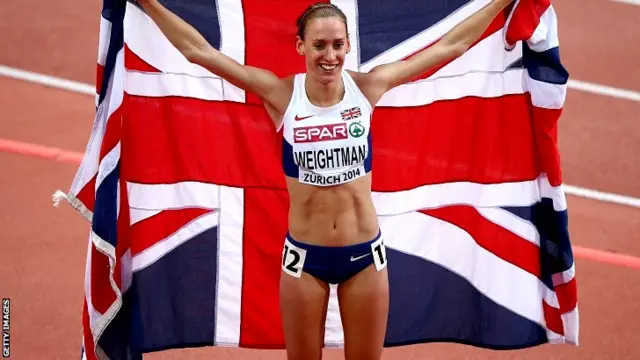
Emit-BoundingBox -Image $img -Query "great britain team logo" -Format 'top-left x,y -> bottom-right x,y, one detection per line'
340,106 -> 362,121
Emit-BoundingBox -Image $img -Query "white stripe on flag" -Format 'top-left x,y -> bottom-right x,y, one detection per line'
125,70 -> 224,100
130,209 -> 162,226
372,178 -> 542,216
526,5 -> 560,53
552,262 -> 576,286
214,186 -> 244,346
561,307 -> 579,345
538,175 -> 568,211
131,211 -> 219,272
324,284 -> 345,347
123,2 -> 221,78
477,207 -> 540,246
97,16 -> 112,67
380,211 -> 546,327
70,47 -> 125,204
331,0 -> 360,72
378,68 -> 525,107
217,0 -> 246,102
526,76 -> 566,110
127,181 -> 220,212
95,142 -> 120,190
432,30 -> 523,79
126,66 -> 525,107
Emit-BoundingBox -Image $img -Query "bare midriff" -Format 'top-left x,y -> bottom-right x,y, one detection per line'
285,173 -> 379,247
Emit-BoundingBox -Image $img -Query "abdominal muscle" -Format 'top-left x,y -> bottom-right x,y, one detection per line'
285,173 -> 380,247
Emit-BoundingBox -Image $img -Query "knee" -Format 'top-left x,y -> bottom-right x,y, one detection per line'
285,345 -> 323,360
344,347 -> 384,360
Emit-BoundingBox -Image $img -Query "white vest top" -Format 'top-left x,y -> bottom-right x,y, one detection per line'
280,71 -> 373,186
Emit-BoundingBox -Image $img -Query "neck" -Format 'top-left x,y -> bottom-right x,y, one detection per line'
305,73 -> 344,107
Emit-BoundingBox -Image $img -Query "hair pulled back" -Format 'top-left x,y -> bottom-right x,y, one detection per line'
296,3 -> 348,40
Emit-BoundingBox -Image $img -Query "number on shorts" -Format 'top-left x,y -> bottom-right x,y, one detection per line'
282,239 -> 307,278
371,236 -> 387,271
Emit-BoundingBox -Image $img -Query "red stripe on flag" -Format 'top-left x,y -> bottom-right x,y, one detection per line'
555,277 -> 578,314
96,64 -> 105,94
123,93 -> 538,191
82,299 -> 98,360
124,44 -> 162,73
542,300 -> 564,335
531,106 -> 563,186
75,176 -> 97,213
129,208 -> 213,256
90,246 -> 118,314
505,0 -> 551,46
372,94 -> 539,191
122,95 -> 283,187
99,106 -> 122,160
423,205 -> 541,278
242,0 -> 323,104
240,188 -> 289,348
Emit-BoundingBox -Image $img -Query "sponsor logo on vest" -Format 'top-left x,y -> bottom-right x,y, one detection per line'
294,145 -> 367,171
349,122 -> 365,138
295,114 -> 314,121
294,123 -> 348,143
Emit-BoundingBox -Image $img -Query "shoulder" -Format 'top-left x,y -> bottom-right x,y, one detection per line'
345,69 -> 367,88
261,74 -> 298,129
272,73 -> 297,99
345,69 -> 384,108
263,73 -> 296,112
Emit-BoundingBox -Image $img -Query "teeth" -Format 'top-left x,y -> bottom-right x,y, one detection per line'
320,64 -> 337,71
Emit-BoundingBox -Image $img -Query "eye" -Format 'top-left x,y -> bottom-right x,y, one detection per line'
313,43 -> 324,50
333,42 -> 344,50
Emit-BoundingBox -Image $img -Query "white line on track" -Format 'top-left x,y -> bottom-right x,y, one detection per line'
1,64 -> 639,209
0,65 -> 95,95
611,0 -> 640,6
564,185 -> 640,208
568,80 -> 640,103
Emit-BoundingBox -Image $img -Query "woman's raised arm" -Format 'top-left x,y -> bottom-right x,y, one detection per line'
137,0 -> 291,113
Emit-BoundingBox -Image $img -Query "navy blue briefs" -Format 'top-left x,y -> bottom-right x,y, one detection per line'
281,230 -> 388,284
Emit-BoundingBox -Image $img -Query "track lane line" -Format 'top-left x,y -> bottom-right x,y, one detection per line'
568,79 -> 640,103
0,65 -> 95,95
573,246 -> 640,270
610,0 -> 640,6
0,138 -> 84,164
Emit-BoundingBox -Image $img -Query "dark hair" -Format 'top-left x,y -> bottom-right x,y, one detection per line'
296,3 -> 348,40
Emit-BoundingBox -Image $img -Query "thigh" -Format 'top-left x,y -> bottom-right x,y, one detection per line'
279,270 -> 330,360
337,264 -> 389,360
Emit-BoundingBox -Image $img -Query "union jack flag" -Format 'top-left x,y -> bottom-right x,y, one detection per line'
61,0 -> 578,359
340,106 -> 362,120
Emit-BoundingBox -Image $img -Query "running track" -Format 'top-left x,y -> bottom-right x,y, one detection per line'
0,0 -> 639,359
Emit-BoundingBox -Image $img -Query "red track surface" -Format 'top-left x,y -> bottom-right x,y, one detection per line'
1,0 -> 639,359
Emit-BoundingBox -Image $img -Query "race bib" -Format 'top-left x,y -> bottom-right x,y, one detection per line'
282,238 -> 307,278
370,235 -> 388,272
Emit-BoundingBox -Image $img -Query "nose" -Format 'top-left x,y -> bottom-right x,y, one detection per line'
324,48 -> 337,62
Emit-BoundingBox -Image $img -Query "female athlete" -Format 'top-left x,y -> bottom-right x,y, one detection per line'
136,1 -> 514,359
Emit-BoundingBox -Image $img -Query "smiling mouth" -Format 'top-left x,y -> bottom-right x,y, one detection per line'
319,64 -> 338,72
